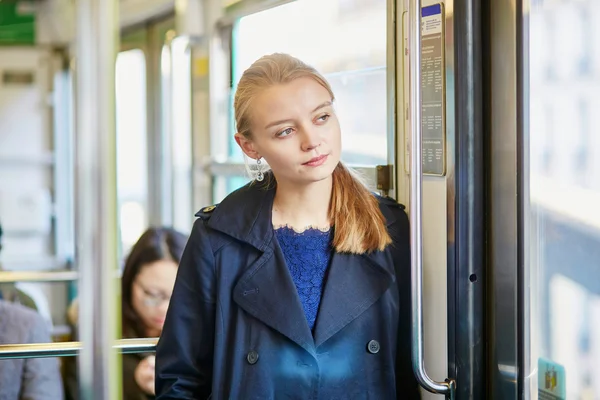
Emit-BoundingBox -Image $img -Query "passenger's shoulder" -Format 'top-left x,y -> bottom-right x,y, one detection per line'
0,299 -> 37,321
0,300 -> 46,336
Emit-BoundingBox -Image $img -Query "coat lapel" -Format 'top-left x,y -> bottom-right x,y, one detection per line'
312,195 -> 401,348
202,174 -> 402,352
312,245 -> 395,348
206,176 -> 316,354
232,237 -> 315,355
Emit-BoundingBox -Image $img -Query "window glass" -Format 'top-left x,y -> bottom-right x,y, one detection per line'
213,0 -> 388,198
116,49 -> 148,256
226,0 -> 387,170
170,37 -> 193,233
526,1 -> 600,398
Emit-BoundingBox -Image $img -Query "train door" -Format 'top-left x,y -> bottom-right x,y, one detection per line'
409,0 -> 600,398
396,0 -> 479,398
488,0 -> 600,399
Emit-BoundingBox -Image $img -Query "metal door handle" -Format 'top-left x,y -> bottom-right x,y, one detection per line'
409,0 -> 456,398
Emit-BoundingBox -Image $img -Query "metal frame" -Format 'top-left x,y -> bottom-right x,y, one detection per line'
485,0 -> 522,397
217,0 -> 295,26
52,61 -> 76,267
207,162 -> 380,191
0,338 -> 157,360
449,0 -> 486,398
75,0 -> 120,398
408,0 -> 455,397
386,0 -> 398,201
0,270 -> 77,283
146,20 -> 175,227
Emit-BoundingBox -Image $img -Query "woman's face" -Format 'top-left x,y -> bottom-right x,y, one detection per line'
131,259 -> 178,335
235,77 -> 341,186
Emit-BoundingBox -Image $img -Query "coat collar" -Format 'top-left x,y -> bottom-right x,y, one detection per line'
201,171 -> 398,249
199,171 -> 399,352
203,174 -> 277,251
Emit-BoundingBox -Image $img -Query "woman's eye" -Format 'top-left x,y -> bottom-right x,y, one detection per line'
277,128 -> 293,137
144,290 -> 161,298
316,114 -> 330,123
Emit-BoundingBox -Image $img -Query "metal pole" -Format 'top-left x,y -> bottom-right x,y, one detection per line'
0,338 -> 158,360
409,0 -> 456,397
0,270 -> 78,283
75,0 -> 119,399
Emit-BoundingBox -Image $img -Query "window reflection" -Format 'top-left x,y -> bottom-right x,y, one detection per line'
527,0 -> 600,398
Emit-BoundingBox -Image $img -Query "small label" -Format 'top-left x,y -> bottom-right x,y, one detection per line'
538,358 -> 566,400
2,71 -> 34,85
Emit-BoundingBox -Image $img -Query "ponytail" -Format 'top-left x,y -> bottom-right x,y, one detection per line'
329,163 -> 392,254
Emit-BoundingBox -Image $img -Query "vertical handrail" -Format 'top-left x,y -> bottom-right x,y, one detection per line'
75,0 -> 120,399
409,0 -> 456,398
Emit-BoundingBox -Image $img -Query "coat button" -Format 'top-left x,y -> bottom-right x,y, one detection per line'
367,340 -> 380,354
247,350 -> 259,365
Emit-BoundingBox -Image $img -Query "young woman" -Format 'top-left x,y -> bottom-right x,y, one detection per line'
155,53 -> 420,399
64,227 -> 188,400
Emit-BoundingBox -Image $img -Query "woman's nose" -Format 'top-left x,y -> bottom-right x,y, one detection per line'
300,127 -> 321,152
158,300 -> 170,313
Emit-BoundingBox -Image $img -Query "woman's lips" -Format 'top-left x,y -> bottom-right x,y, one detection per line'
303,154 -> 328,167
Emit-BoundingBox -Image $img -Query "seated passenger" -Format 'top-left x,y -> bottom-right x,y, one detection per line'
0,221 -> 37,310
0,299 -> 64,400
120,227 -> 187,399
63,227 -> 187,400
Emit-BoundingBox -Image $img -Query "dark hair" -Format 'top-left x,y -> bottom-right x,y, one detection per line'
121,227 -> 187,337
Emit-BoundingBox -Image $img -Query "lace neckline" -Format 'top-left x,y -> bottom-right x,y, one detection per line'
273,224 -> 332,234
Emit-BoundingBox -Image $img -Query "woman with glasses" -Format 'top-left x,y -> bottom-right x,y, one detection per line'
120,227 -> 188,399
63,227 -> 187,400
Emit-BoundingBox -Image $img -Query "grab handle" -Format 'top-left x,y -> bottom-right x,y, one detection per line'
409,0 -> 456,398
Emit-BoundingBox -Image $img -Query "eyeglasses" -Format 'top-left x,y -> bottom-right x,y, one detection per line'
134,281 -> 171,308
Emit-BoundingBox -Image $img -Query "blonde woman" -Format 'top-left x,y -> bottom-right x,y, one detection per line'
155,53 -> 420,399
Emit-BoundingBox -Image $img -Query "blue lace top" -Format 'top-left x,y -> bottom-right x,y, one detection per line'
274,226 -> 333,332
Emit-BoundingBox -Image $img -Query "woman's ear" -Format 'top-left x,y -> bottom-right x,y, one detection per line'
234,133 -> 260,160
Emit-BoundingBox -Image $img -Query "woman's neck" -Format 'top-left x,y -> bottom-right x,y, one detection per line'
272,176 -> 333,231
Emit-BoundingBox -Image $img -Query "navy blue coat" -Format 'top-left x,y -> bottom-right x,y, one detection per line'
155,178 -> 421,399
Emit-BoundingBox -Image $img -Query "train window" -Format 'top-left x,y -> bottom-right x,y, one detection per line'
169,37 -> 193,233
211,0 -> 387,201
526,0 -> 600,398
116,49 -> 148,255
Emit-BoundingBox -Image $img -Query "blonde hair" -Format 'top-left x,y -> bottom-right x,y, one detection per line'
234,53 -> 391,254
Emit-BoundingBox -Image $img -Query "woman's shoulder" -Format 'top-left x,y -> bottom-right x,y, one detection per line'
194,177 -> 272,222
374,194 -> 409,227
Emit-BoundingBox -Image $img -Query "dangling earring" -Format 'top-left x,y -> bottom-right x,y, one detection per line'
256,157 -> 264,182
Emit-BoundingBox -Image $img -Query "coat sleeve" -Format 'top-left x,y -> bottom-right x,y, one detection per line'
155,218 -> 217,399
21,313 -> 65,400
391,207 -> 422,399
